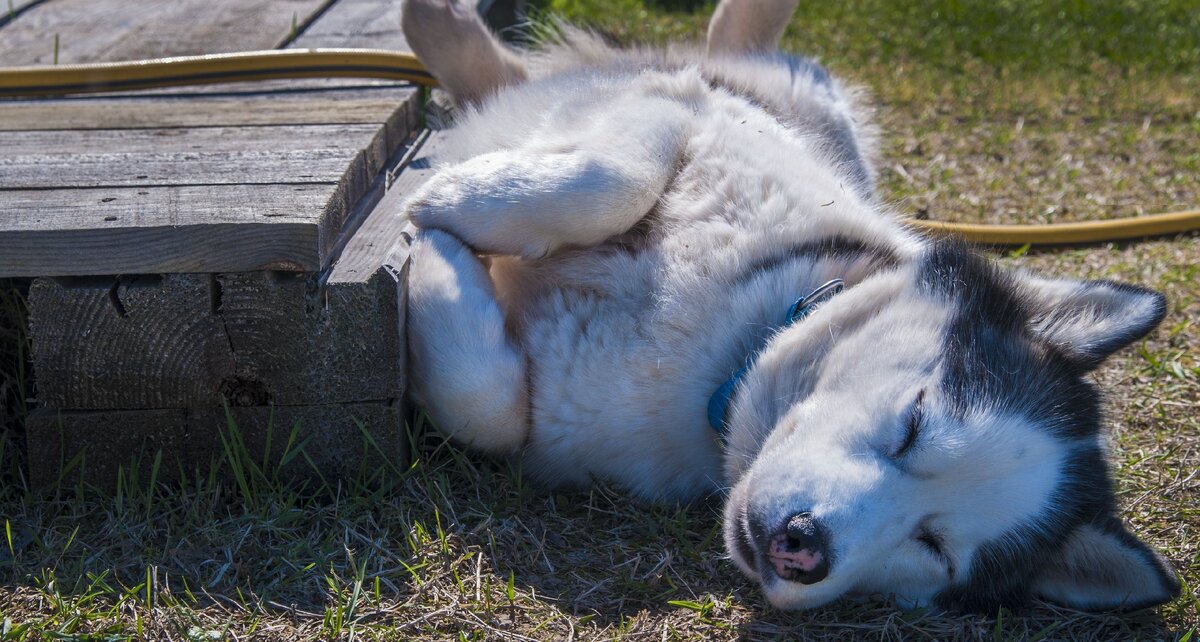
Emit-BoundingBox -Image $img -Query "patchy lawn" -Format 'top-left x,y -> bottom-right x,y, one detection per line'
2,0 -> 1197,639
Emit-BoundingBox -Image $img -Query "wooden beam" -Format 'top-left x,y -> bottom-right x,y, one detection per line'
189,401 -> 408,481
26,401 -> 406,489
29,269 -> 405,409
0,87 -> 418,276
25,408 -> 190,489
29,275 -> 236,409
214,269 -> 406,407
20,0 -> 419,486
0,103 -> 419,276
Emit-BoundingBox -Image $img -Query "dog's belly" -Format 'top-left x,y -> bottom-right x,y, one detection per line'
470,73 -> 917,498
493,248 -> 724,499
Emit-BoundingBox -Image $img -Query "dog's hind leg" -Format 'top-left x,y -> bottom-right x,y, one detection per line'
705,0 -> 875,197
406,99 -> 689,259
407,229 -> 529,454
707,0 -> 801,54
401,0 -> 526,105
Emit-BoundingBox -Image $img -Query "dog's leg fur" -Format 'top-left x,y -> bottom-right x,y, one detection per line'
707,0 -> 801,54
406,101 -> 689,258
703,0 -> 875,196
400,0 -> 526,104
407,229 -> 529,454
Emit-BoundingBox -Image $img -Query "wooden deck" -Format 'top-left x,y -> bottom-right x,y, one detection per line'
0,0 -> 420,277
0,0 -> 432,485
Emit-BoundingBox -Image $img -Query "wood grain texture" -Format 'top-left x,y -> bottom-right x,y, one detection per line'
0,96 -> 417,275
288,0 -> 410,50
20,0 -> 417,479
0,0 -> 420,277
0,184 -> 331,229
26,401 -> 405,489
29,275 -> 237,409
0,0 -> 48,30
0,185 -> 333,276
30,269 -> 405,408
0,87 -> 415,131
189,401 -> 407,480
0,0 -> 332,65
216,269 -> 404,406
2,123 -> 383,188
326,130 -> 441,285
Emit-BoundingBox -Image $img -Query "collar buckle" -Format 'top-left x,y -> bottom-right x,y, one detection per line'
784,279 -> 845,324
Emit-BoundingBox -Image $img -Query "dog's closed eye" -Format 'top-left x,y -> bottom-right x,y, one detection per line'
891,389 -> 926,459
914,518 -> 955,579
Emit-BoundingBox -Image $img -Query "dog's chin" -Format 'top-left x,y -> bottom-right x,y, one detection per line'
724,534 -> 761,582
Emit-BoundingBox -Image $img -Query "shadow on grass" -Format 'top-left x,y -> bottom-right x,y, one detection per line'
0,409 -> 1189,640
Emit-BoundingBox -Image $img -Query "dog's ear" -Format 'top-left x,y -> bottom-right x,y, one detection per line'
1020,275 -> 1167,370
400,0 -> 526,104
707,0 -> 801,54
1033,517 -> 1180,611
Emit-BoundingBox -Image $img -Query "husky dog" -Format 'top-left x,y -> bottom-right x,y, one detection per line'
398,0 -> 1180,612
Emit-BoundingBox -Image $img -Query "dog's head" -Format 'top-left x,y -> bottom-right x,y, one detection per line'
722,242 -> 1179,612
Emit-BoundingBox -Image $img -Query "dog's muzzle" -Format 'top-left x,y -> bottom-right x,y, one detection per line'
753,512 -> 831,585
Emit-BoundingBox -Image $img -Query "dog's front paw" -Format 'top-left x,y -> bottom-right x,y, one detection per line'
405,157 -> 556,259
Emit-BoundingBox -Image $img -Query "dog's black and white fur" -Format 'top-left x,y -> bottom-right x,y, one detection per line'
398,0 -> 1181,612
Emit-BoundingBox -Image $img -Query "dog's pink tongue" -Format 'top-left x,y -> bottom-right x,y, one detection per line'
768,534 -> 822,578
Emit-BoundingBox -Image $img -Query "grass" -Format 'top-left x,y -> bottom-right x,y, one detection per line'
2,0 -> 1199,639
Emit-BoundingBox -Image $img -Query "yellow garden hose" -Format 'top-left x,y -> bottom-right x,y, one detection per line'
911,209 -> 1200,245
2,48 -> 1197,246
0,49 -> 434,96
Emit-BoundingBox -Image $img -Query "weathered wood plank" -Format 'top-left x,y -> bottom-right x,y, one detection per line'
0,95 -> 418,275
288,0 -> 410,50
1,123 -> 385,188
17,0 -> 418,488
0,0 -> 421,277
0,184 -> 331,228
0,87 -> 415,131
326,130 -> 442,285
0,1 -> 422,275
30,268 -> 405,408
0,185 -> 336,276
0,0 -> 47,30
0,0 -> 333,65
25,401 -> 405,489
0,97 -> 418,276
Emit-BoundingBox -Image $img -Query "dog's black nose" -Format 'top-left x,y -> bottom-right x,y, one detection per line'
766,512 -> 830,584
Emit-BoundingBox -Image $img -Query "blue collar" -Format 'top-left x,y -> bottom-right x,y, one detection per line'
707,278 -> 845,440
